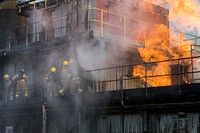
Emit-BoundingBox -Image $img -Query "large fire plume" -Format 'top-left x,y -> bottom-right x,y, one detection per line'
146,0 -> 200,34
134,24 -> 191,87
169,0 -> 200,33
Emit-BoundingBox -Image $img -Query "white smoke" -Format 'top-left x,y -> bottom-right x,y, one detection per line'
76,39 -> 110,70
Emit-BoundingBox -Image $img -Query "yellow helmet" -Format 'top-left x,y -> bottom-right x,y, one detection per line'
20,68 -> 25,72
50,67 -> 57,73
63,60 -> 69,66
4,74 -> 9,79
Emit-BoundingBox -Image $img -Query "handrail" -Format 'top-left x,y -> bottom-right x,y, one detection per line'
1,55 -> 200,104
0,9 -> 199,53
83,54 -> 200,72
84,54 -> 200,92
0,6 -> 199,38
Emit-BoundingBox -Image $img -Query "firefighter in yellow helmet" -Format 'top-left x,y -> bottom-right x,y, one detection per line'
45,66 -> 59,96
4,74 -> 15,101
59,60 -> 71,95
15,68 -> 29,99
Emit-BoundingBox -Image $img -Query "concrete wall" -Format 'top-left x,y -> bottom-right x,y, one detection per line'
0,114 -> 42,133
44,111 -> 200,133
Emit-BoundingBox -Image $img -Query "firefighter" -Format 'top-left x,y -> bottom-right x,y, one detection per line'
14,69 -> 29,99
68,59 -> 83,94
45,66 -> 59,96
4,74 -> 15,101
59,60 -> 71,95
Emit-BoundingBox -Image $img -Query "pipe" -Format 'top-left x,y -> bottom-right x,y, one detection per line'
120,74 -> 132,108
120,74 -> 127,108
44,100 -> 200,112
120,75 -> 124,133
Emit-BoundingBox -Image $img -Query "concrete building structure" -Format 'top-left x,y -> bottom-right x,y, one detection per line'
0,0 -> 200,133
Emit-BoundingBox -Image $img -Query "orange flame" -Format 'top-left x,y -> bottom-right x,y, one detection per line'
145,0 -> 200,33
134,24 -> 191,87
134,63 -> 171,87
169,0 -> 200,33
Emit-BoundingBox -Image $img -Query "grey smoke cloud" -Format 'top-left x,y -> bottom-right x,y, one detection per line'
76,39 -> 110,70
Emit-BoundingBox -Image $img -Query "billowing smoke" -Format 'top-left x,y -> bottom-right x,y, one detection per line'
76,39 -> 110,70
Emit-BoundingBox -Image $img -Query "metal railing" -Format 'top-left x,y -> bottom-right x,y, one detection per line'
0,55 -> 200,105
0,88 -> 40,105
1,7 -> 199,52
0,77 -> 42,105
83,54 -> 200,93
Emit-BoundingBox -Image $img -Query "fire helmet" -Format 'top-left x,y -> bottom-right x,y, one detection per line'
4,74 -> 9,79
50,67 -> 57,73
63,60 -> 69,66
21,68 -> 25,72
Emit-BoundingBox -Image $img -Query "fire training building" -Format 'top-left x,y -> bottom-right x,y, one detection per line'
0,0 -> 200,132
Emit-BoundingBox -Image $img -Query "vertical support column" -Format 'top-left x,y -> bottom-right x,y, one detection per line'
145,63 -> 148,95
100,10 -> 104,38
116,67 -> 118,91
178,58 -> 181,92
42,104 -> 47,133
45,0 -> 47,6
140,26 -> 148,98
34,0 -> 36,9
190,44 -> 194,82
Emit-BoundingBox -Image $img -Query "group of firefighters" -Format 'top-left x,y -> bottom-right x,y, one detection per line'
4,68 -> 28,101
3,59 -> 83,101
45,59 -> 83,97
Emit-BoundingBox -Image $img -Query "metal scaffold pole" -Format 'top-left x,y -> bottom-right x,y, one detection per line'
42,104 -> 47,133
